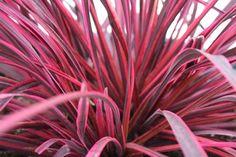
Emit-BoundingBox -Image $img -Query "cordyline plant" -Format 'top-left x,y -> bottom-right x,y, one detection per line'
1,0 -> 236,156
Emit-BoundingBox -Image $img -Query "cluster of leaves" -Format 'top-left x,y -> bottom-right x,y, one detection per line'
0,0 -> 236,156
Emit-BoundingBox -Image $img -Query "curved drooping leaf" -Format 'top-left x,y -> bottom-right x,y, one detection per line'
53,144 -> 71,157
200,51 -> 236,90
35,138 -> 61,154
0,91 -> 121,134
86,137 -> 122,157
160,110 -> 208,157
35,138 -> 85,155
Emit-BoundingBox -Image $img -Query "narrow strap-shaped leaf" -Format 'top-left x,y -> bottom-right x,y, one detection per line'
96,100 -> 106,138
101,0 -> 128,55
0,91 -> 121,134
122,59 -> 134,138
103,88 -> 115,138
53,144 -> 71,157
35,138 -> 61,154
160,110 -> 208,157
195,129 -> 236,137
76,83 -> 89,146
81,0 -> 104,90
86,137 -> 122,157
35,138 -> 83,155
201,51 -> 236,90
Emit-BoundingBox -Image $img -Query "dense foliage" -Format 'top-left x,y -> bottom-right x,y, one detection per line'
0,0 -> 236,156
